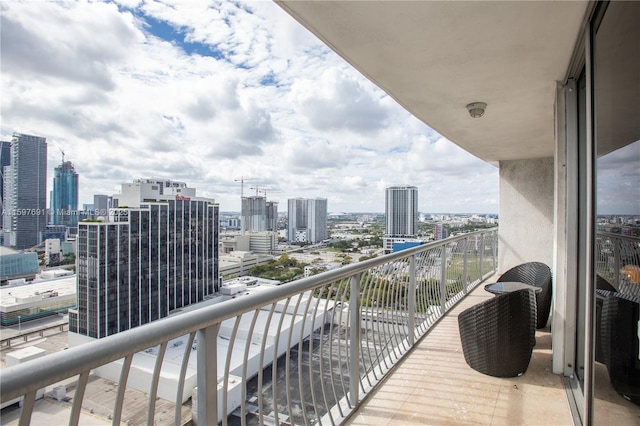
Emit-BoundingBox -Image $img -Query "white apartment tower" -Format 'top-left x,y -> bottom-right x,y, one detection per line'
288,198 -> 328,244
385,185 -> 418,237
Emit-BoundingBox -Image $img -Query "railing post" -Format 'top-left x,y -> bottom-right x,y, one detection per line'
349,274 -> 361,407
196,324 -> 219,426
408,255 -> 416,345
462,238 -> 469,293
492,230 -> 497,272
439,246 -> 447,314
479,233 -> 485,279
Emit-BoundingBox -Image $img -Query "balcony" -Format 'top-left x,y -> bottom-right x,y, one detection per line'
2,228 -> 639,425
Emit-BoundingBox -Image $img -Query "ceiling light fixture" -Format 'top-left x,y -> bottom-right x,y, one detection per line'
466,102 -> 487,118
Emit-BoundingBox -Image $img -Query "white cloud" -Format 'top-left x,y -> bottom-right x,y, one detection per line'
1,0 -> 499,213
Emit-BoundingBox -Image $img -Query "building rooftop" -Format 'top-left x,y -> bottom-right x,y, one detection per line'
0,276 -> 76,311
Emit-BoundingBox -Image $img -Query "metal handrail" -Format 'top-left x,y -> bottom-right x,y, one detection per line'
0,228 -> 497,425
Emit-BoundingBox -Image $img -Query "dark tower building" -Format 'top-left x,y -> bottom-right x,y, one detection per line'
2,133 -> 47,249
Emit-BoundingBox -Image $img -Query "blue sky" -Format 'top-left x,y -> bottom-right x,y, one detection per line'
1,0 -> 500,213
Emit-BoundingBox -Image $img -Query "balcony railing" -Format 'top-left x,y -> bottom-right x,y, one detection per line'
595,231 -> 640,289
1,229 -> 497,425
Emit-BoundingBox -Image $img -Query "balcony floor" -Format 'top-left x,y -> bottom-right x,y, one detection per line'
346,282 -> 573,425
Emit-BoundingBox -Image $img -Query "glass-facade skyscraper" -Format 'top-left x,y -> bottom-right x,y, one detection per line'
69,181 -> 219,339
0,141 -> 10,214
51,160 -> 79,226
385,185 -> 418,238
2,133 -> 47,249
287,198 -> 328,243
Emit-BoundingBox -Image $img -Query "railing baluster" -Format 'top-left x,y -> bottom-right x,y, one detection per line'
241,309 -> 261,425
18,390 -> 36,426
222,315 -> 242,426
439,246 -> 447,315
285,293 -> 304,424
174,332 -> 196,426
349,273 -> 361,408
271,297 -> 293,426
196,324 -> 219,426
479,233 -> 485,279
462,238 -> 469,293
408,255 -> 416,346
69,371 -> 89,426
257,303 -> 277,426
333,280 -> 350,413
317,284 -> 336,425
147,341 -> 168,425
112,354 -> 133,426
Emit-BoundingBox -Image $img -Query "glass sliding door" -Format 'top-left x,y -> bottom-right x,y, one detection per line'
592,1 -> 640,423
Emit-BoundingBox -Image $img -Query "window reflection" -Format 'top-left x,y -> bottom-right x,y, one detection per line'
594,0 -> 640,420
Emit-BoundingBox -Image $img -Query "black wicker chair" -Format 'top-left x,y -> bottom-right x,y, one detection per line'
497,262 -> 552,329
601,292 -> 640,405
458,289 -> 537,377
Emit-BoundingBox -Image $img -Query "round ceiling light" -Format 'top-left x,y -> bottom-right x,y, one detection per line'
466,102 -> 487,118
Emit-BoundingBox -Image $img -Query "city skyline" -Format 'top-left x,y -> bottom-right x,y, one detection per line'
1,1 -> 500,214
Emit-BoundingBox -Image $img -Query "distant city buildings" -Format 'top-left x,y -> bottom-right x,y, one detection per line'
384,185 -> 419,253
0,140 -> 10,214
241,195 -> 267,233
93,194 -> 112,218
266,201 -> 278,232
2,133 -> 48,249
69,179 -> 219,339
287,198 -> 328,244
434,223 -> 448,240
51,159 -> 79,227
385,185 -> 418,238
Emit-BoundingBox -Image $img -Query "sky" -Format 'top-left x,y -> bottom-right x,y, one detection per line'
0,0 -> 502,214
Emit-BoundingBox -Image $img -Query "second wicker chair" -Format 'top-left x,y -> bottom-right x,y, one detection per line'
497,261 -> 552,329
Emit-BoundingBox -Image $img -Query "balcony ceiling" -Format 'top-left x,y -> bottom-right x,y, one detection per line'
276,1 -> 589,164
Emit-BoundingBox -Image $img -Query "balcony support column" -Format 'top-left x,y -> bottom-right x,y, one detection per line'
349,273 -> 361,407
196,324 -> 219,426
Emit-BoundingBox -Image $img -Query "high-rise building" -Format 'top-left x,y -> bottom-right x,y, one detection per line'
93,194 -> 112,218
69,180 -> 219,339
385,185 -> 418,238
2,133 -> 47,249
434,223 -> 448,240
0,140 -> 10,215
288,198 -> 328,244
51,160 -> 79,226
241,196 -> 267,233
266,201 -> 278,232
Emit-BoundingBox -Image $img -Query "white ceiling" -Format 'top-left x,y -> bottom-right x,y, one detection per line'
276,1 -> 589,164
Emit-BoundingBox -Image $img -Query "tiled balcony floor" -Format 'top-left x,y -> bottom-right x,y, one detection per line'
346,282 -> 572,425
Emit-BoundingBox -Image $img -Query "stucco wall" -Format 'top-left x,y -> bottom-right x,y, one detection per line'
499,158 -> 554,272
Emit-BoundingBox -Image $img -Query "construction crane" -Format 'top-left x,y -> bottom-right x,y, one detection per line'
250,186 -> 281,199
59,148 -> 65,163
234,176 -> 258,198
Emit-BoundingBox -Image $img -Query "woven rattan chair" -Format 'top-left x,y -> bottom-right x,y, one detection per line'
497,262 -> 552,329
458,289 -> 537,377
601,292 -> 640,405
